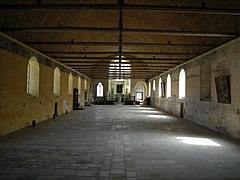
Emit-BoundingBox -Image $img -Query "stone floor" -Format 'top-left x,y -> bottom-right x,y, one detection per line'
0,105 -> 240,180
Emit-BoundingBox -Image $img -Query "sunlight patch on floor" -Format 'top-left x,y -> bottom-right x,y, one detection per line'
176,137 -> 221,147
148,114 -> 168,119
138,107 -> 155,110
141,110 -> 161,113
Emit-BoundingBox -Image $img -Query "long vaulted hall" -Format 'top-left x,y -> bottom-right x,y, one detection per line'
1,0 -> 240,180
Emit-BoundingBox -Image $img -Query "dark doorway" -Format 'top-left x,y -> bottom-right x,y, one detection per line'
54,102 -> 58,116
85,90 -> 87,105
73,88 -> 79,110
180,103 -> 184,118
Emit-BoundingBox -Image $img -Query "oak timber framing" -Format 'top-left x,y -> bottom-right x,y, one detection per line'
1,3 -> 240,16
3,27 -> 236,37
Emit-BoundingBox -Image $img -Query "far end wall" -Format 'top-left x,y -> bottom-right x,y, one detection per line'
91,79 -> 147,102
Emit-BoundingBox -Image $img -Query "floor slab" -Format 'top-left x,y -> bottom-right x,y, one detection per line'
0,105 -> 240,180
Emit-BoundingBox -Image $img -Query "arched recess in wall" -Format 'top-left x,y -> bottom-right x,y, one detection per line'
153,80 -> 156,91
148,82 -> 151,97
78,77 -> 81,94
200,61 -> 211,101
84,79 -> 88,90
27,57 -> 39,97
68,73 -> 73,95
134,81 -> 147,101
159,77 -> 162,97
97,82 -> 104,97
167,74 -> 171,98
53,67 -> 61,96
179,69 -> 186,99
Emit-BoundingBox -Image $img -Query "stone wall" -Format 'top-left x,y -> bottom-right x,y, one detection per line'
0,33 -> 91,136
149,38 -> 240,139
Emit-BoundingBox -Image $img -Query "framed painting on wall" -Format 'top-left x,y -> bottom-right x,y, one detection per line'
215,76 -> 231,104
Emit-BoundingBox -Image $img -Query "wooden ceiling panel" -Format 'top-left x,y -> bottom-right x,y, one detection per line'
1,0 -> 240,79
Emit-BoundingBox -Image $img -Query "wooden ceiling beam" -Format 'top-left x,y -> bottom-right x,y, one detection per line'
1,3 -> 240,16
82,73 -> 159,75
43,51 -> 198,55
72,67 -> 170,70
26,41 -> 213,47
4,27 -> 236,37
76,69 -> 165,72
62,61 -> 181,64
83,76 -> 159,79
79,70 -> 160,73
68,64 -> 174,67
55,56 -> 186,61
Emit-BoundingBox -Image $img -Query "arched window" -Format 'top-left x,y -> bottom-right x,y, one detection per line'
166,74 -> 171,98
27,57 -> 39,97
97,82 -> 103,97
68,73 -> 73,95
78,77 -> 81,94
109,57 -> 131,79
53,67 -> 61,96
84,79 -> 87,90
148,82 -> 151,97
159,77 -> 162,97
179,69 -> 186,99
153,80 -> 156,91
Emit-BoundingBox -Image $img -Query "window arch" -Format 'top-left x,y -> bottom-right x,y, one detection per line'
179,69 -> 186,99
148,82 -> 151,97
109,57 -> 131,79
159,77 -> 162,97
68,73 -> 73,95
97,82 -> 104,97
78,77 -> 81,94
200,61 -> 211,100
84,79 -> 88,90
166,74 -> 171,98
53,67 -> 61,96
153,80 -> 156,91
27,57 -> 39,97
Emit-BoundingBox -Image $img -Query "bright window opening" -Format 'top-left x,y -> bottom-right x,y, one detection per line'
109,56 -> 131,79
27,57 -> 39,97
53,67 -> 61,96
148,82 -> 151,97
166,74 -> 171,98
153,80 -> 156,91
68,73 -> 73,95
136,92 -> 143,100
159,77 -> 162,97
108,57 -> 131,102
97,82 -> 104,97
179,69 -> 186,99
78,77 -> 81,94
84,79 -> 88,90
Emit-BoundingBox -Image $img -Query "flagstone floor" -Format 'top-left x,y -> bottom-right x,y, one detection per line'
0,105 -> 240,180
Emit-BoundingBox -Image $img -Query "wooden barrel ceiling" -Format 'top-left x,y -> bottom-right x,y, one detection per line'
1,0 -> 240,79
